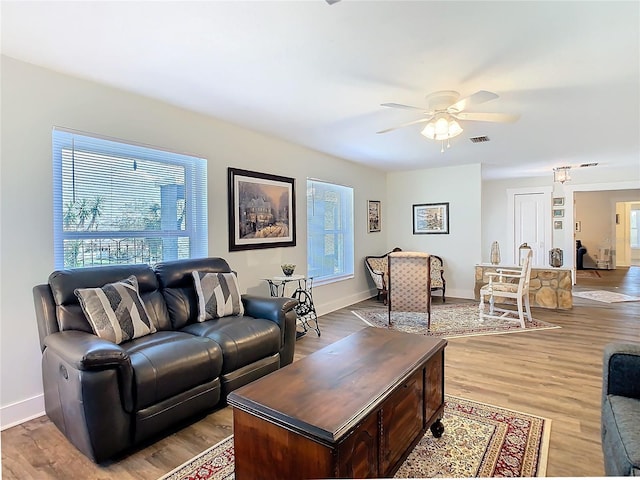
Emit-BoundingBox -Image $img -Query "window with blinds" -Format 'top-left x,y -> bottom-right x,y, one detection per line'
52,128 -> 208,269
306,179 -> 354,283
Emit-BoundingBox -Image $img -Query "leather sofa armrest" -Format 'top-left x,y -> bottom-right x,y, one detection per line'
241,295 -> 298,326
43,330 -> 135,414
242,294 -> 299,367
603,342 -> 640,399
43,330 -> 130,370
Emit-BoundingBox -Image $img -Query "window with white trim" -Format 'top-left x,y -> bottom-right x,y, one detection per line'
53,128 -> 207,269
306,179 -> 354,283
631,208 -> 640,248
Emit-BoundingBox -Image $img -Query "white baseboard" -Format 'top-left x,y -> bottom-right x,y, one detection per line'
446,288 -> 475,300
314,289 -> 377,317
1,394 -> 45,430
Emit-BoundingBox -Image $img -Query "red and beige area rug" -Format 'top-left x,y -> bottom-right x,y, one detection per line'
352,303 -> 560,338
159,396 -> 550,479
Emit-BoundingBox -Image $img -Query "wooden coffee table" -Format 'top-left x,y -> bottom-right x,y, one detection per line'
227,326 -> 447,479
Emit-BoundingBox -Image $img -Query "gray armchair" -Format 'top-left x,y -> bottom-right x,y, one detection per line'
601,342 -> 640,476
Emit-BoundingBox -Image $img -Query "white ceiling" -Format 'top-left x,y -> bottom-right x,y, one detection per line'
2,1 -> 639,180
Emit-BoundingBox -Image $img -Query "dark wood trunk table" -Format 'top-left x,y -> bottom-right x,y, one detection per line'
227,326 -> 447,479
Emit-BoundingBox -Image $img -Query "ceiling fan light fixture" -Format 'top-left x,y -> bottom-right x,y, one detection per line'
420,114 -> 463,141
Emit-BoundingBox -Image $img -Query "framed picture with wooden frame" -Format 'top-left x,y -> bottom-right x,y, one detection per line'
412,202 -> 449,234
227,168 -> 296,251
367,200 -> 381,233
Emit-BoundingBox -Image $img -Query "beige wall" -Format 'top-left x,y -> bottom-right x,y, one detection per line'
386,164 -> 482,299
0,56 -> 388,426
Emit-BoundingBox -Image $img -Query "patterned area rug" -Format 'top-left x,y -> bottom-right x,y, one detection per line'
573,290 -> 640,303
159,396 -> 551,479
351,303 -> 560,338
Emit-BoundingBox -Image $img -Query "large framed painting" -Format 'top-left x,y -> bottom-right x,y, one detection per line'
228,168 -> 296,251
412,202 -> 450,234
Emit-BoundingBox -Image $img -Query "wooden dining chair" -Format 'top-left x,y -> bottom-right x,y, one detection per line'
479,249 -> 533,328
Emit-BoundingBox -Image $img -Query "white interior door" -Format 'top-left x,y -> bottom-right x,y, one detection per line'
514,193 -> 548,267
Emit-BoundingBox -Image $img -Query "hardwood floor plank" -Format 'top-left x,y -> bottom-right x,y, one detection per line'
2,267 -> 639,478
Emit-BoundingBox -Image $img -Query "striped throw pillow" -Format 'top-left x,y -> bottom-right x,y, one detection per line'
192,271 -> 244,321
75,275 -> 157,344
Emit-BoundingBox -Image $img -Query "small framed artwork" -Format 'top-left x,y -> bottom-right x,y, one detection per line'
553,197 -> 565,206
575,221 -> 581,232
413,202 -> 449,234
367,200 -> 381,233
554,220 -> 563,229
228,168 -> 296,251
552,208 -> 564,218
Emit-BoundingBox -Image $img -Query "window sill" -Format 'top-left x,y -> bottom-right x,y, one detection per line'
313,274 -> 354,288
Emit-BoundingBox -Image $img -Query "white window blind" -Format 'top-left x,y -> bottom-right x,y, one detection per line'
306,179 -> 354,283
52,128 -> 207,269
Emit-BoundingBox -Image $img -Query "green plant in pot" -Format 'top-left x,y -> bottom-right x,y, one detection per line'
281,264 -> 296,276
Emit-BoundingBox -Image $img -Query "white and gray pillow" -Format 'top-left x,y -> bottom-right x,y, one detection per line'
75,275 -> 157,344
192,271 -> 244,321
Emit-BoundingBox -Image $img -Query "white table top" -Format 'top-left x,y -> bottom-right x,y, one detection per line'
266,274 -> 307,282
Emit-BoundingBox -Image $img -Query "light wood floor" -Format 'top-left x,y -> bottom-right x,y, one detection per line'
3,267 -> 639,479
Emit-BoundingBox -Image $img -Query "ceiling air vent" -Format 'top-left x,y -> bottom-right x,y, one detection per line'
579,162 -> 599,168
469,136 -> 490,143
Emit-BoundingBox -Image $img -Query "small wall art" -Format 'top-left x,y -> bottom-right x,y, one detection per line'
554,220 -> 563,230
367,200 -> 381,233
553,197 -> 565,206
552,208 -> 564,218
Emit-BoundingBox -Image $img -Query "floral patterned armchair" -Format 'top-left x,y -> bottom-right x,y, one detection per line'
429,255 -> 446,302
365,249 -> 445,304
364,248 -> 400,303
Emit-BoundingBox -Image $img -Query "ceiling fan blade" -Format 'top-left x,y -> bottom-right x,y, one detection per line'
454,112 -> 520,123
449,90 -> 499,112
377,117 -> 432,134
381,102 -> 427,111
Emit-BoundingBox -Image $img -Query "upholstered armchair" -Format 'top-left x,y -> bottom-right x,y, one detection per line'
430,255 -> 446,302
365,248 -> 401,303
387,251 -> 432,329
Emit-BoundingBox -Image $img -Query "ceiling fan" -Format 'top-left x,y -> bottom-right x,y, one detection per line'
377,90 -> 519,150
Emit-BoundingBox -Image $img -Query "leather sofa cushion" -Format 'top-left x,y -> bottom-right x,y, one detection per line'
155,257 -> 233,329
49,264 -> 171,333
123,331 -> 223,410
181,316 -> 280,374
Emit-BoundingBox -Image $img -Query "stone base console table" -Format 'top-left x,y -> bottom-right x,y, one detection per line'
228,327 -> 447,479
475,264 -> 573,310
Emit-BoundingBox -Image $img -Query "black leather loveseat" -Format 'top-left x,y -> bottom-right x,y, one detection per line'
33,257 -> 298,463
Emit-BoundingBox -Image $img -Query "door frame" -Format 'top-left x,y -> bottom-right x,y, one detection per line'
507,186 -> 552,265
563,180 -> 640,278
